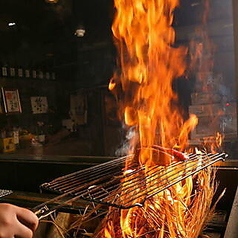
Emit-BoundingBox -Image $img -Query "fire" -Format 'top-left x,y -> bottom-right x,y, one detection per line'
95,167 -> 217,238
202,132 -> 224,153
94,0 -> 220,237
111,0 -> 198,164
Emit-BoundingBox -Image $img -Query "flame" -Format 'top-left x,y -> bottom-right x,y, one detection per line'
104,221 -> 115,238
95,0 -> 222,237
202,132 -> 224,153
95,168 -> 217,238
111,0 -> 198,163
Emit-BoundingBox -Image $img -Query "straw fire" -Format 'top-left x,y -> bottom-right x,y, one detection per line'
94,0 -> 220,237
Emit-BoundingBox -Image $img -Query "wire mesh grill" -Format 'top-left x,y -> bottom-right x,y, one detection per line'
38,152 -> 227,215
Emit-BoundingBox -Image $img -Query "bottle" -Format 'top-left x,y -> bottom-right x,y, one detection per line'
25,69 -> 30,78
1,65 -> 8,77
13,127 -> 20,148
38,70 -> 44,79
45,72 -> 50,80
9,67 -> 16,77
51,72 -> 56,80
17,67 -> 23,78
32,69 -> 37,79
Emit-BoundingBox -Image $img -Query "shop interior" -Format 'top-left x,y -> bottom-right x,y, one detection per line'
0,0 -> 237,237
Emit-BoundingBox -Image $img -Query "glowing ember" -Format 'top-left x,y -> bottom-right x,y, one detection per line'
95,167 -> 217,238
94,0 -> 221,237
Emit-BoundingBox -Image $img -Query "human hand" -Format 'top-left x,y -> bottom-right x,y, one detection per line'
0,203 -> 39,238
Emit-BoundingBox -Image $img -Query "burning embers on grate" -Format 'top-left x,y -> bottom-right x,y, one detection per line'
33,150 -> 227,219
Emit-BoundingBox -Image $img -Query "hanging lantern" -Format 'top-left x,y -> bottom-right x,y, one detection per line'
45,0 -> 58,4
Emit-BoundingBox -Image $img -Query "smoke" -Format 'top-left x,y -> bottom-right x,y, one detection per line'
115,126 -> 137,157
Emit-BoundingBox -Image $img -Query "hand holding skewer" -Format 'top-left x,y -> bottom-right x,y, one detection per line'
0,203 -> 38,238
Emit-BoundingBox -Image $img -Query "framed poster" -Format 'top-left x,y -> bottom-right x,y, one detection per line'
0,93 -> 4,114
1,88 -> 22,113
31,96 -> 48,114
70,93 -> 87,125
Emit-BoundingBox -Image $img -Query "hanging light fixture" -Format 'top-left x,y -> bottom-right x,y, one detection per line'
45,0 -> 58,4
75,25 -> 86,37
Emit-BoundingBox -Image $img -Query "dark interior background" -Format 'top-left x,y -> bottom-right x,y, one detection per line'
0,0 -> 235,157
0,2 -> 237,227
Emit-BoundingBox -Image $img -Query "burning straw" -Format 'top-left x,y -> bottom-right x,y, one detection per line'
93,167 -> 218,238
93,0 -> 223,237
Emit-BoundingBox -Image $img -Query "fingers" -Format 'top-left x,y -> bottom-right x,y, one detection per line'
0,203 -> 39,238
14,222 -> 34,238
16,207 -> 39,232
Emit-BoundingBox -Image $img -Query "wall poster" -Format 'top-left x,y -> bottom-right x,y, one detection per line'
1,88 -> 22,113
31,96 -> 48,114
70,93 -> 87,125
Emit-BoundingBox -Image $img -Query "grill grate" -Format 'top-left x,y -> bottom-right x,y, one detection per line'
42,152 -> 226,207
33,151 -> 227,219
0,189 -> 12,198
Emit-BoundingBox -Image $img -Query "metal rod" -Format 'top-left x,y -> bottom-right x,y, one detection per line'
43,152 -> 196,196
101,153 -> 223,204
41,155 -> 132,192
94,154 -> 224,208
34,152 -> 226,216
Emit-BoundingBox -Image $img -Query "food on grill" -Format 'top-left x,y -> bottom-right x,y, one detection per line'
139,146 -> 189,166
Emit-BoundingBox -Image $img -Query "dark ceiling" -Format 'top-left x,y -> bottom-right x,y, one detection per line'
0,0 -> 114,69
0,0 -> 230,75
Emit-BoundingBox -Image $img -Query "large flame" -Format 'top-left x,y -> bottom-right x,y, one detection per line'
95,0 -> 220,237
109,0 -> 198,165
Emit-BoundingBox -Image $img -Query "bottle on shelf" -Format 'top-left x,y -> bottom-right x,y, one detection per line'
38,70 -> 44,79
45,72 -> 50,80
25,69 -> 30,78
17,67 -> 23,78
32,69 -> 37,79
1,65 -> 8,77
9,67 -> 16,77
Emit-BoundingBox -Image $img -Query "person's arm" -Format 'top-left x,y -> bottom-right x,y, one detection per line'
0,203 -> 39,238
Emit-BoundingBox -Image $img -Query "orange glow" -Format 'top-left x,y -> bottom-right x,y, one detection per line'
104,229 -> 112,238
203,132 -> 224,153
95,0 -> 221,237
108,78 -> 117,91
111,0 -> 198,164
104,221 -> 114,238
45,0 -> 58,3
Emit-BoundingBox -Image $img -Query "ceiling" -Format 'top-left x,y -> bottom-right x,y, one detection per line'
0,0 -> 231,73
0,0 -> 114,69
